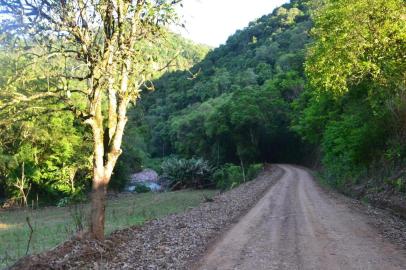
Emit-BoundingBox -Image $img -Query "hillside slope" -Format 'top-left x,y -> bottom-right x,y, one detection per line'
129,0 -> 406,212
125,0 -> 312,171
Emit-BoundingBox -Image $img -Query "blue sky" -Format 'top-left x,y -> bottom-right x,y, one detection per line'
174,0 -> 288,47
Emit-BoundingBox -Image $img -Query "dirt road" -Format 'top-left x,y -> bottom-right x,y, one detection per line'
196,165 -> 406,270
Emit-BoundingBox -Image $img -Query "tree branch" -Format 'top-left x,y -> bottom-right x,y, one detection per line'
0,91 -> 60,110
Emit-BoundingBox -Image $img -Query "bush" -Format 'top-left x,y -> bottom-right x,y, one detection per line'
144,158 -> 164,174
214,163 -> 263,190
321,109 -> 385,184
56,192 -> 87,207
134,183 -> 151,193
110,159 -> 132,191
161,157 -> 213,190
213,164 -> 243,190
247,163 -> 264,180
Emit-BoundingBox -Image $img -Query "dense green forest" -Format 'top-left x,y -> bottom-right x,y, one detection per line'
127,0 -> 406,195
0,31 -> 210,204
296,0 -> 406,194
1,0 -> 405,207
127,0 -> 312,168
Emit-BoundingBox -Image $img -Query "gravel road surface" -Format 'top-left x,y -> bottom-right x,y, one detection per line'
196,165 -> 406,270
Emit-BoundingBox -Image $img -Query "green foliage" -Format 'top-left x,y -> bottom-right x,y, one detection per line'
134,184 -> 151,193
213,163 -> 263,190
115,37 -> 210,187
213,164 -> 244,190
247,163 -> 264,180
134,2 -> 312,167
394,178 -> 405,193
161,157 -> 214,190
56,193 -> 87,208
0,30 -> 208,203
322,109 -> 384,179
297,0 -> 406,193
0,111 -> 92,204
306,0 -> 406,96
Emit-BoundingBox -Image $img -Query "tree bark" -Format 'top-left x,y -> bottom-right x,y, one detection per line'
88,69 -> 129,239
89,129 -> 111,239
89,98 -> 110,240
90,175 -> 108,240
240,157 -> 246,182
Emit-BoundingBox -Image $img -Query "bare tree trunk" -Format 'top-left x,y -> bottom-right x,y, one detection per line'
14,162 -> 30,207
89,134 -> 112,239
90,174 -> 108,240
88,79 -> 128,239
240,156 -> 246,182
69,167 -> 77,193
89,100 -> 110,240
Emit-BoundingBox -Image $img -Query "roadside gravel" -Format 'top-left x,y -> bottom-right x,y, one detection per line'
10,165 -> 283,270
327,188 -> 406,252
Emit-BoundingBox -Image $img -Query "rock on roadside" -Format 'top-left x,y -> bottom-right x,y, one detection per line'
9,165 -> 283,270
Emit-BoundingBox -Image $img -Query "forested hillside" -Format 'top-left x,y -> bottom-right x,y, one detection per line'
128,0 -> 406,199
127,0 -> 312,171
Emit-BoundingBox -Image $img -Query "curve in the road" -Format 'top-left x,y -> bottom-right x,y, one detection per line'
196,165 -> 406,270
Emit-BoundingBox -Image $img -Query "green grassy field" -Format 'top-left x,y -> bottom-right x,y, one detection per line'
0,190 -> 216,268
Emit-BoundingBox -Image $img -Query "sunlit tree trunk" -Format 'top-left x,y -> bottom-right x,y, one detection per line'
88,68 -> 130,239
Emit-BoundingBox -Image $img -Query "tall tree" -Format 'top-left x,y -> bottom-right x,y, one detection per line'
306,0 -> 406,96
0,0 -> 181,239
295,0 -> 406,182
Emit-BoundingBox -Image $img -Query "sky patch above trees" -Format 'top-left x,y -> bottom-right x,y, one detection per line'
173,0 -> 288,47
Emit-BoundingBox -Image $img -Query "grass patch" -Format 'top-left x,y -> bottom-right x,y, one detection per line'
0,190 -> 216,268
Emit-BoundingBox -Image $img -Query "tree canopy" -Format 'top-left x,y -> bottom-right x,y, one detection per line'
306,0 -> 406,96
296,0 -> 406,188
